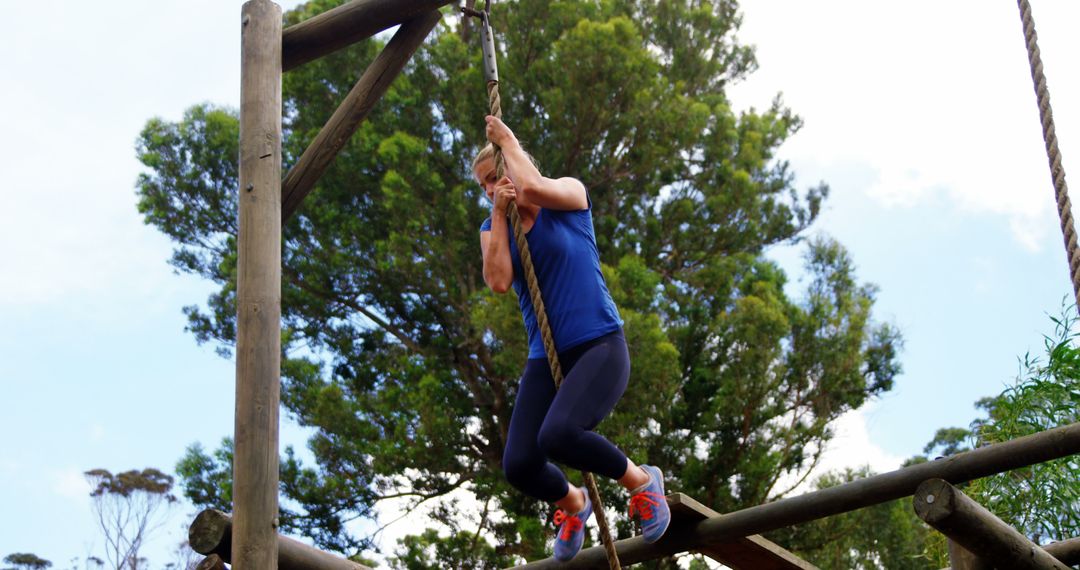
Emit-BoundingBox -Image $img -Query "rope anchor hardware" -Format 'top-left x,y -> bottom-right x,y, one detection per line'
461,3 -> 499,83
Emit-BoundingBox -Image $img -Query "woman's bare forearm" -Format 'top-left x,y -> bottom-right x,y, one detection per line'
500,141 -> 543,192
482,211 -> 514,293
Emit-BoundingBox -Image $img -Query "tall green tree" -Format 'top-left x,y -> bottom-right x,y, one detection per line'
141,0 -> 900,564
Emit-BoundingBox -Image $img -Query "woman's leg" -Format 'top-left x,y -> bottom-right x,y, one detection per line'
536,331 -> 634,482
534,330 -> 671,544
502,358 -> 572,503
619,458 -> 650,489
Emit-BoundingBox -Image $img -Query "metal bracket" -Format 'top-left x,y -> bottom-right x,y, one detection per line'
461,1 -> 499,82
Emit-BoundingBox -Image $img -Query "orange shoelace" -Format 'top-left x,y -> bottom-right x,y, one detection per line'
628,491 -> 663,521
552,509 -> 584,540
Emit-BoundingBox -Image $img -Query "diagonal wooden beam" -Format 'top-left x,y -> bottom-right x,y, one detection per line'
941,538 -> 1080,569
507,421 -> 1080,568
668,494 -> 818,569
1044,537 -> 1080,565
914,479 -> 1068,570
281,10 -> 441,221
283,0 -> 454,71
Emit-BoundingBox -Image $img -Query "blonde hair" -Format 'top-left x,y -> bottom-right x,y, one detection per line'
471,143 -> 540,183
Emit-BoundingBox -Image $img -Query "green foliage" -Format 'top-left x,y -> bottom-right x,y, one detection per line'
966,307 -> 1080,544
767,467 -> 933,570
175,441 -> 233,510
921,427 -> 970,458
138,0 -> 900,563
389,525 -> 513,569
2,553 -> 52,570
135,105 -> 240,357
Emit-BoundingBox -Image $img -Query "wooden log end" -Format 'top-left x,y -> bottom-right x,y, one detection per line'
196,554 -> 228,570
189,509 -> 233,557
914,478 -> 956,524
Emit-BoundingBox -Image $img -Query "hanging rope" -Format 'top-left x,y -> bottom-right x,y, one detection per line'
1016,0 -> 1080,312
466,4 -> 622,568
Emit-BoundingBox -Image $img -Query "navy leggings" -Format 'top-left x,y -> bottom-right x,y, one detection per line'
502,329 -> 631,502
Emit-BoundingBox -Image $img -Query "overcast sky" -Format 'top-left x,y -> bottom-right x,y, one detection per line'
1,1 -> 1077,568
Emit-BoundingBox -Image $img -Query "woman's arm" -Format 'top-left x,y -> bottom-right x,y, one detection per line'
481,179 -> 516,294
486,116 -> 588,211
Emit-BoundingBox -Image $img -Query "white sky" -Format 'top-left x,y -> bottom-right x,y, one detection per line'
1,0 -> 1077,568
730,0 -> 1079,251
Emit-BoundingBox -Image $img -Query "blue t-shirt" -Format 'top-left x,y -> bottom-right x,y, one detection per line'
481,202 -> 623,359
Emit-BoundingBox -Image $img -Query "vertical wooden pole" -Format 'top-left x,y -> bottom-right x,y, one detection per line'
236,2 -> 282,570
947,540 -> 992,570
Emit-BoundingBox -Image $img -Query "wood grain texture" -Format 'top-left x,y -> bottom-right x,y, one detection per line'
941,538 -> 1080,569
947,539 -> 992,570
914,479 -> 1067,570
1044,537 -> 1080,565
189,509 -> 372,570
236,2 -> 282,569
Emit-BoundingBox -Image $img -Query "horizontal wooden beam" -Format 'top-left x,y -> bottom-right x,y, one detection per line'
282,10 -> 442,221
282,0 -> 454,71
189,509 -> 372,570
507,421 -> 1080,568
914,479 -> 1067,570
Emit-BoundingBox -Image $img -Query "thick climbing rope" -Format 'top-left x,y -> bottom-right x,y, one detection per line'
466,4 -> 622,568
1016,0 -> 1080,312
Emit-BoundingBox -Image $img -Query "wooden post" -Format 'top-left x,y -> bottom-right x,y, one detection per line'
947,540 -> 992,570
190,509 -> 373,570
914,479 -> 1068,570
281,10 -> 442,220
237,2 -> 282,570
506,421 -> 1080,569
282,0 -> 454,71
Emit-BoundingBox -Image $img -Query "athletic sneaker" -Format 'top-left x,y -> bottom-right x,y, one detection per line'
552,487 -> 592,561
628,464 -> 671,543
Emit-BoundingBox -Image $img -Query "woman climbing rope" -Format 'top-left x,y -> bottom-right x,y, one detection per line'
476,114 -> 671,561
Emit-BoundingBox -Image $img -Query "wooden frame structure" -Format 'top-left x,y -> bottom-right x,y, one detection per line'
511,422 -> 1080,568
232,1 -> 452,568
913,479 -> 1069,570
190,509 -> 372,570
215,1 -> 1080,568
